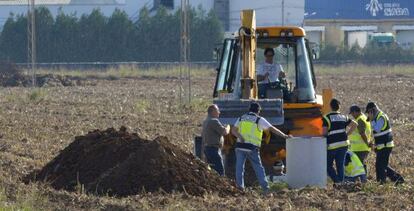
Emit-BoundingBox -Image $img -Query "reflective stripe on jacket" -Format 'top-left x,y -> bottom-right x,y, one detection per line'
323,111 -> 349,150
372,111 -> 394,150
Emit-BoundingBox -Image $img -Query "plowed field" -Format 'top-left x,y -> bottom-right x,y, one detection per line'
0,65 -> 413,210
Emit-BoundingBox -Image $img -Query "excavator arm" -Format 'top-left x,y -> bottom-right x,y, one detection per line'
240,10 -> 257,99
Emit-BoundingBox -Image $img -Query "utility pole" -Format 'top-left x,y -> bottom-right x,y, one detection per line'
281,0 -> 285,26
27,0 -> 36,87
180,0 -> 191,104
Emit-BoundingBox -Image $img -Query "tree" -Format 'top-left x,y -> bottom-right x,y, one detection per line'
104,9 -> 134,61
0,14 -> 27,62
53,9 -> 79,62
78,9 -> 107,62
35,7 -> 54,62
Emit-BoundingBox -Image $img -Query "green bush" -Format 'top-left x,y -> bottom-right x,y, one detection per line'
319,41 -> 414,63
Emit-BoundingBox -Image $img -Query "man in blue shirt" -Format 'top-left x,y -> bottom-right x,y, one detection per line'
365,102 -> 404,184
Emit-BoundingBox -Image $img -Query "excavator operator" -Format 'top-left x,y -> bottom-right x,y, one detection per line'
257,48 -> 286,99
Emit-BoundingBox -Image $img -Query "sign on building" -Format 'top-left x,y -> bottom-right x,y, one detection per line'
306,0 -> 413,19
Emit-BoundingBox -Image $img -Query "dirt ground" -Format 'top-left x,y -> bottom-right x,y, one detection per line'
0,65 -> 413,210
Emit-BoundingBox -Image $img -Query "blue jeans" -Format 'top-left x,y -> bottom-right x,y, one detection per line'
235,148 -> 269,191
327,146 -> 347,183
204,146 -> 224,176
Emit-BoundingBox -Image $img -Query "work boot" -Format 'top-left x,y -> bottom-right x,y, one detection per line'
394,177 -> 405,186
262,189 -> 273,197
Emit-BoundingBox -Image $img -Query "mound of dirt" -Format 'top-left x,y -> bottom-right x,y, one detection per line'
35,74 -> 89,87
0,61 -> 92,87
0,61 -> 26,86
31,127 -> 240,196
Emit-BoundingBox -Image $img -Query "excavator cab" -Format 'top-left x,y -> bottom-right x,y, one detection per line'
213,27 -> 319,127
214,29 -> 317,103
210,10 -> 328,178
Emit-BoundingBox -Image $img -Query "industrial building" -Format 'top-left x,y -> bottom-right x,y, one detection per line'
304,0 -> 414,49
151,0 -> 305,32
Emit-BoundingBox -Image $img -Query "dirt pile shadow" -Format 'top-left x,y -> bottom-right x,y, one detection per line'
0,61 -> 92,87
29,127 -> 240,197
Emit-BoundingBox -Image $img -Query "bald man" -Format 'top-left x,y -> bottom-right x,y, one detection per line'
201,104 -> 230,176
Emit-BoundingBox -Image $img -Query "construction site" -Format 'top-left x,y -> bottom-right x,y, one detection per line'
0,0 -> 414,210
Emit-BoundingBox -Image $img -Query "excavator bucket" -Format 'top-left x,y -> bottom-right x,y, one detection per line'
214,99 -> 284,126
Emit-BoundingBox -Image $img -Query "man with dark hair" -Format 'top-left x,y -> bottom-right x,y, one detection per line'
323,99 -> 357,184
201,104 -> 230,176
365,102 -> 404,184
348,105 -> 372,172
257,48 -> 285,98
231,102 -> 291,192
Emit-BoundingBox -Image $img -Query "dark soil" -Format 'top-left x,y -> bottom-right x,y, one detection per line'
0,61 -> 92,87
30,127 -> 240,197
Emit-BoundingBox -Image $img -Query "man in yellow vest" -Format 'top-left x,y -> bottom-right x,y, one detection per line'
344,150 -> 367,183
348,105 -> 372,172
231,102 -> 292,192
366,102 -> 404,184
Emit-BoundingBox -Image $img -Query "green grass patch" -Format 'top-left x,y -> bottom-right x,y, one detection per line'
27,88 -> 48,102
268,182 -> 289,192
36,65 -> 215,79
188,98 -> 211,112
361,181 -> 396,193
0,184 -> 49,211
135,100 -> 151,114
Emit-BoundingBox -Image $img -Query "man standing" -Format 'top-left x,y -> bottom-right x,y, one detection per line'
365,102 -> 404,184
348,105 -> 372,172
202,104 -> 230,176
231,102 -> 291,192
323,99 -> 357,184
257,48 -> 285,98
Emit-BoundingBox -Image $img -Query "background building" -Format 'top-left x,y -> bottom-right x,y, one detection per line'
0,0 -> 305,32
304,0 -> 414,49
0,0 -> 137,26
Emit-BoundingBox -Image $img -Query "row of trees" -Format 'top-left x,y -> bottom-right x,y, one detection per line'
318,42 -> 414,63
0,7 -> 223,63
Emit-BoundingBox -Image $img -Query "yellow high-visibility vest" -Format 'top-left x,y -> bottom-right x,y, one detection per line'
239,117 -> 263,146
373,111 -> 394,150
345,151 -> 366,177
349,114 -> 372,152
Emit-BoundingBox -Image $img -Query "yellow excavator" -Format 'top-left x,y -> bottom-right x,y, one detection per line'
210,10 -> 332,178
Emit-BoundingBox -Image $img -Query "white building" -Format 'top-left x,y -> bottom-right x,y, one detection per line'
0,0 -> 140,26
228,0 -> 304,32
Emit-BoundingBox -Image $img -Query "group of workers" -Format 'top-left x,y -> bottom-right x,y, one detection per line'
324,99 -> 404,185
200,46 -> 403,190
201,99 -> 404,192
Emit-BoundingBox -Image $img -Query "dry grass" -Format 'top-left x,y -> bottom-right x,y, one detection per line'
315,63 -> 414,75
36,64 -> 216,80
0,64 -> 413,210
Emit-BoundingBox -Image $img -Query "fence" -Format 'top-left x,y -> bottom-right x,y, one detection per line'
15,61 -> 218,70
15,60 -> 414,71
